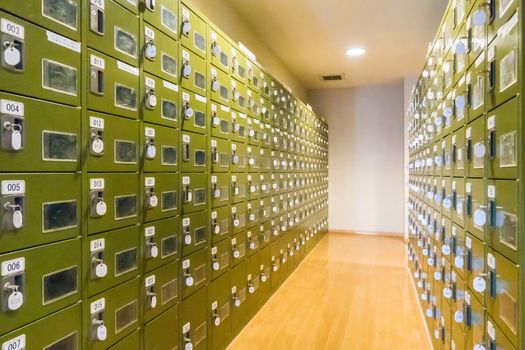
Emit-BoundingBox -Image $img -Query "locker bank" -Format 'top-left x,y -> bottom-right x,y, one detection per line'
0,0 -> 522,349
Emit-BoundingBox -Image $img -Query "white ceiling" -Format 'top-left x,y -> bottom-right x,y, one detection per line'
225,0 -> 448,89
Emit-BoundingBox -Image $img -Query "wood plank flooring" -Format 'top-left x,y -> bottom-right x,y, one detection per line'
227,232 -> 431,350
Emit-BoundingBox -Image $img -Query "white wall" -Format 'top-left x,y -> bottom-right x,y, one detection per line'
403,76 -> 418,239
308,82 -> 405,234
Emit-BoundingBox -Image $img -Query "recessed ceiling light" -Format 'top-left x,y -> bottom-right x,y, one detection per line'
346,48 -> 366,56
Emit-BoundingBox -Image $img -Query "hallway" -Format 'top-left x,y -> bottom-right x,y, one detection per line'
228,233 -> 430,350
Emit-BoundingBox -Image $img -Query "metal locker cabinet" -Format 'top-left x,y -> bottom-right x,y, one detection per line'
207,272 -> 232,350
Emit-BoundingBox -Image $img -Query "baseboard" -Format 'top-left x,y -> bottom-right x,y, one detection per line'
329,229 -> 405,240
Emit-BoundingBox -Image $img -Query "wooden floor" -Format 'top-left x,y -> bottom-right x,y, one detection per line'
227,232 -> 431,350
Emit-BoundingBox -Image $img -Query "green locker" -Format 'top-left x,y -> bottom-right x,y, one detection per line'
87,226 -> 139,296
0,11 -> 81,106
87,277 -> 139,350
466,117 -> 486,178
245,253 -> 261,318
231,173 -> 248,204
486,0 -> 518,43
210,173 -> 230,208
271,128 -> 281,151
211,138 -> 230,172
466,54 -> 486,122
210,103 -> 231,139
85,173 -> 140,235
443,136 -> 453,177
487,316 -> 517,350
141,173 -> 178,223
86,49 -> 139,120
258,245 -> 272,301
181,211 -> 209,257
452,178 -> 466,227
261,124 -> 272,149
0,92 -> 80,172
247,90 -> 261,119
209,65 -> 230,105
270,151 -> 280,172
181,173 -> 207,215
259,174 -> 271,196
260,98 -> 271,124
0,238 -> 81,335
451,224 -> 467,278
230,47 -> 247,85
465,178 -> 486,240
180,286 -> 207,350
141,123 -> 178,172
141,72 -> 179,128
181,249 -> 207,299
486,96 -> 518,179
259,221 -> 272,248
466,233 -> 487,305
83,112 -> 139,172
487,12 -> 518,110
2,0 -> 80,40
465,287 -> 486,350
450,270 -> 467,331
230,232 -> 247,266
259,72 -> 271,100
487,180 -> 519,262
231,203 -> 247,234
452,127 -> 466,177
84,0 -> 139,65
142,0 -> 178,40
208,26 -> 231,74
247,124 -> 261,150
230,111 -> 248,143
486,249 -> 519,347
143,305 -> 179,350
211,205 -> 230,244
179,3 -> 207,58
181,131 -> 207,173
142,217 -> 180,273
0,173 -> 80,253
0,303 -> 81,349
247,174 -> 260,200
247,200 -> 261,228
230,261 -> 248,334
442,177 -> 453,219
246,228 -> 260,256
210,239 -> 230,280
141,23 -> 179,83
180,89 -> 207,134
179,49 -> 207,96
259,147 -> 272,172
208,273 -> 231,350
142,260 -> 178,323
247,60 -> 261,93
231,82 -> 248,114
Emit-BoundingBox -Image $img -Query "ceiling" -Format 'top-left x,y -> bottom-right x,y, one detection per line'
225,0 -> 448,89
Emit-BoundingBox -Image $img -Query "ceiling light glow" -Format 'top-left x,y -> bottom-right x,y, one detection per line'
346,48 -> 365,56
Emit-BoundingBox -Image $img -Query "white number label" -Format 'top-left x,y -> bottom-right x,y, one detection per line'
182,322 -> 191,333
2,335 -> 26,350
90,298 -> 105,314
1,19 -> 24,40
182,218 -> 190,226
1,258 -> 25,276
183,135 -> 190,143
1,180 -> 25,195
182,259 -> 190,269
145,177 -> 155,187
90,55 -> 105,70
145,127 -> 156,137
145,226 -> 155,237
0,100 -> 24,116
144,27 -> 155,39
145,77 -> 155,88
90,178 -> 105,190
145,275 -> 156,287
90,239 -> 105,253
182,176 -> 190,185
89,116 -> 104,129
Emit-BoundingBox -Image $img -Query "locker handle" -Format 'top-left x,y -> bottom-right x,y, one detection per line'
452,282 -> 457,301
467,249 -> 473,271
489,199 -> 496,227
452,190 -> 457,209
488,129 -> 496,160
183,143 -> 190,161
90,68 -> 105,95
451,236 -> 457,255
467,27 -> 473,53
466,84 -> 472,107
465,304 -> 472,327
490,340 -> 496,350
489,269 -> 496,298
467,194 -> 472,216
489,0 -> 496,23
489,60 -> 496,92
466,138 -> 472,162
90,5 -> 105,35
452,144 -> 457,163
